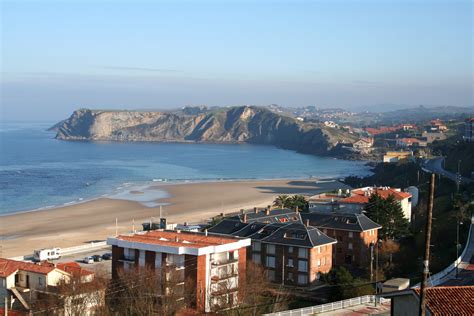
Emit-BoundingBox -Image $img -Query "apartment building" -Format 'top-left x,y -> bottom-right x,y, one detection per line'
0,258 -> 97,314
464,117 -> 474,142
301,212 -> 381,267
208,210 -> 337,287
308,186 -> 412,221
107,230 -> 250,313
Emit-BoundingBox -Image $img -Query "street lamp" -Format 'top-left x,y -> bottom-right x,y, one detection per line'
456,219 -> 463,278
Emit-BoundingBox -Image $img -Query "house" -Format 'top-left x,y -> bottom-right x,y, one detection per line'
464,117 -> 474,142
107,230 -> 250,313
400,124 -> 416,131
381,286 -> 474,316
308,186 -> 413,221
353,138 -> 374,151
208,213 -> 336,287
396,138 -> 427,148
421,131 -> 447,143
383,151 -> 413,163
324,121 -> 339,128
428,119 -> 448,132
301,212 -> 380,267
0,258 -> 98,314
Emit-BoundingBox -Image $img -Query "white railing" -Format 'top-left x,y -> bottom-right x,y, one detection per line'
413,214 -> 474,288
263,295 -> 388,316
9,241 -> 108,261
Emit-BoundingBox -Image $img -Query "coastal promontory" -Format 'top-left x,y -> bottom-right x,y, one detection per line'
52,106 -> 360,157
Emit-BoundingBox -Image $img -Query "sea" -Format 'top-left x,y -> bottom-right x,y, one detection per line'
0,121 -> 372,215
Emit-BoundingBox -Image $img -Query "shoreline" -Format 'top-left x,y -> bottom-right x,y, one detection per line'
0,174 -> 362,218
0,178 -> 351,258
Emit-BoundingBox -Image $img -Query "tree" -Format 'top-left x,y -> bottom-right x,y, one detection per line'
321,266 -> 374,300
273,194 -> 308,212
365,193 -> 409,240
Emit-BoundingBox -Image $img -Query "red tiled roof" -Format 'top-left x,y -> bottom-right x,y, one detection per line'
339,187 -> 411,204
117,230 -> 240,248
0,258 -> 57,277
414,286 -> 474,315
56,262 -> 94,276
0,258 -> 88,277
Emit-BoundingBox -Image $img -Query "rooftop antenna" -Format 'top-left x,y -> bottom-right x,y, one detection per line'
115,218 -> 118,236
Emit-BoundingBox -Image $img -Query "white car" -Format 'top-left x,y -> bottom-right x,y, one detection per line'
83,256 -> 94,264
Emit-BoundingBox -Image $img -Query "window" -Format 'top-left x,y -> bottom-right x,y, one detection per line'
287,258 -> 294,267
297,274 -> 308,285
287,272 -> 294,281
298,260 -> 308,272
38,277 -> 44,288
266,256 -> 276,268
288,246 -> 293,253
348,243 -> 353,250
267,270 -> 276,281
252,241 -> 261,251
298,248 -> 308,259
348,231 -> 353,238
252,253 -> 261,263
266,244 -> 276,255
317,246 -> 321,254
317,258 -> 321,267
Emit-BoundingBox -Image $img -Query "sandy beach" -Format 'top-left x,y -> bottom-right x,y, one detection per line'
0,179 -> 348,258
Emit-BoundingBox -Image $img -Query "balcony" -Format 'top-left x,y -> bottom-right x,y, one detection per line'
211,258 -> 238,266
210,272 -> 238,283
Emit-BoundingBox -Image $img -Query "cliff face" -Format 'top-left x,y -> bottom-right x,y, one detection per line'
53,106 -> 359,157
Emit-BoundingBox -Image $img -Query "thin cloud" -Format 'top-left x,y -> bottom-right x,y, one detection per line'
101,66 -> 181,73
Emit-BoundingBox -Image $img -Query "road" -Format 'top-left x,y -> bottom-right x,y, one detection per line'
422,157 -> 473,184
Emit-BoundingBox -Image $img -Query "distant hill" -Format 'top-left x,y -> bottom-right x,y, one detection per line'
52,106 -> 361,158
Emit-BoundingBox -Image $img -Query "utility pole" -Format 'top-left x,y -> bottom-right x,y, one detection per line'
282,254 -> 285,286
456,160 -> 462,193
375,240 -> 379,307
456,219 -> 463,278
419,173 -> 435,316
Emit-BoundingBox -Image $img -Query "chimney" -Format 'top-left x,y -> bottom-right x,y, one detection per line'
240,209 -> 244,214
243,213 -> 248,223
305,219 -> 310,227
204,229 -> 208,236
175,236 -> 179,242
267,205 -> 271,210
265,208 -> 270,215
295,206 -> 299,213
184,222 -> 188,226
254,207 -> 258,214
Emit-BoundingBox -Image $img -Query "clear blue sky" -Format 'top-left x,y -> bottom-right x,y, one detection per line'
1,0 -> 472,120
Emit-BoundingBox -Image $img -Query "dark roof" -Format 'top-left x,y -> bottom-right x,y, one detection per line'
207,219 -> 247,235
260,223 -> 336,247
232,208 -> 301,224
208,219 -> 336,248
301,212 -> 381,232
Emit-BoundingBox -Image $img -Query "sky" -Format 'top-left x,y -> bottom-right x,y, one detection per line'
1,0 -> 473,121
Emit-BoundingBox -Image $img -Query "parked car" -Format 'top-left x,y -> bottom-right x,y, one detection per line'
83,256 -> 94,264
92,254 -> 102,262
102,253 -> 112,260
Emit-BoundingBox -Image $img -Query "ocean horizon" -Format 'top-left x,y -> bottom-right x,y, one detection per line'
0,121 -> 372,215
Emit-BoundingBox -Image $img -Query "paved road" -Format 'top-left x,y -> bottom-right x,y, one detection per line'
422,157 -> 473,184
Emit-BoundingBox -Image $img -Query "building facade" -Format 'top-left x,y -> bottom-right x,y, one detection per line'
107,230 -> 250,313
464,117 -> 474,142
0,258 -> 96,314
208,209 -> 337,287
301,212 -> 381,267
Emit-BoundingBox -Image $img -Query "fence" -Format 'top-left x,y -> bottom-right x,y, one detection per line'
9,241 -> 108,261
263,295 -> 388,316
414,214 -> 474,288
